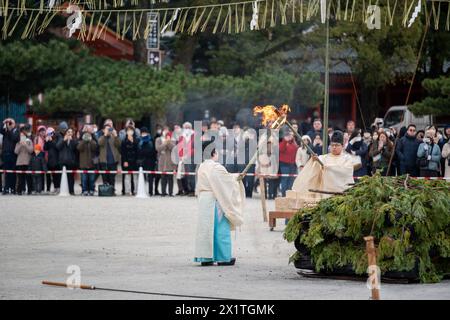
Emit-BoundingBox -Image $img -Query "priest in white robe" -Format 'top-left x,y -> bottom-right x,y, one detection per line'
194,141 -> 245,266
292,130 -> 355,200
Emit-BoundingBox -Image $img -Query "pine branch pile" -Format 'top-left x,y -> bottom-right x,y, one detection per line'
284,173 -> 450,283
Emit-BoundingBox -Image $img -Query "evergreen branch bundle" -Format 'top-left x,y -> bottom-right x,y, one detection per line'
284,172 -> 450,283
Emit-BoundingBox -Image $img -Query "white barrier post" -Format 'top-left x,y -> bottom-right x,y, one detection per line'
135,167 -> 149,198
59,166 -> 70,196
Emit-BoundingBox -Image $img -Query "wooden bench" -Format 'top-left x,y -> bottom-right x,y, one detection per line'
268,211 -> 296,231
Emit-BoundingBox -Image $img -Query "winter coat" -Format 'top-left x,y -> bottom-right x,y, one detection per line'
44,134 -> 61,168
295,147 -> 311,169
56,138 -> 78,167
441,142 -> 450,178
396,134 -> 420,169
417,142 -> 441,172
137,136 -> 157,170
346,140 -> 369,176
121,137 -> 139,170
29,152 -> 47,172
14,139 -> 34,166
155,137 -> 175,172
279,139 -> 298,164
369,140 -> 393,172
0,134 -> 3,166
98,135 -> 121,164
0,126 -> 20,155
77,138 -> 98,169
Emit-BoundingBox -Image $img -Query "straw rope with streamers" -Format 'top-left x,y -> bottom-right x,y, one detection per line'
1,0 -> 450,39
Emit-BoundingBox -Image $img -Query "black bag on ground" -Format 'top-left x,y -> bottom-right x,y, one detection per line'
98,184 -> 115,196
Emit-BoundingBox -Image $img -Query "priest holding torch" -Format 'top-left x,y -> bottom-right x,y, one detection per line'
194,141 -> 245,266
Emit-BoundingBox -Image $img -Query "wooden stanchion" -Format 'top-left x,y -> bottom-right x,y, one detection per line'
364,236 -> 381,300
260,177 -> 268,222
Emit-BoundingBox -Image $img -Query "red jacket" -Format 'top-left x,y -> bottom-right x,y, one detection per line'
279,139 -> 298,164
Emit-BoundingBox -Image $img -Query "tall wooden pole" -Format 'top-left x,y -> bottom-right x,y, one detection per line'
322,2 -> 330,154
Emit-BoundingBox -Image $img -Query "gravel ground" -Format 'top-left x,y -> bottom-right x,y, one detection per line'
0,190 -> 449,300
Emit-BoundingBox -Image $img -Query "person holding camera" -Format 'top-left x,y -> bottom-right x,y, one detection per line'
44,126 -> 61,193
417,129 -> 441,177
1,118 -> 20,194
56,127 -> 78,195
121,126 -> 139,196
77,125 -> 98,196
14,125 -> 34,195
155,126 -> 175,196
98,124 -> 121,192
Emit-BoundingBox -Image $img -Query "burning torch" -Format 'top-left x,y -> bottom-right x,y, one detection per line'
237,105 -> 323,181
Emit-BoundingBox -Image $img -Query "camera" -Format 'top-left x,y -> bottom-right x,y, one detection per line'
108,127 -> 114,133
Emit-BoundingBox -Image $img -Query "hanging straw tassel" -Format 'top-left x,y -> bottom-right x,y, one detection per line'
179,8 -> 189,33
228,5 -> 232,33
87,12 -> 95,41
292,0 -> 296,23
2,8 -> 14,39
240,3 -> 246,33
97,11 -> 111,39
116,10 -> 121,39
8,9 -> 23,37
350,0 -> 356,21
173,9 -> 184,33
187,7 -> 198,34
92,11 -> 103,39
262,0 -> 268,29
220,5 -> 230,33
191,7 -> 206,35
235,4 -> 239,34
200,7 -> 214,32
212,6 -> 222,34
300,0 -> 304,22
133,11 -> 143,39
432,1 -> 441,30
20,10 -> 33,39
446,1 -> 449,31
270,0 -> 275,27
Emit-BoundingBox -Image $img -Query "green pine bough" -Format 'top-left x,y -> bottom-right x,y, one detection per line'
284,173 -> 450,283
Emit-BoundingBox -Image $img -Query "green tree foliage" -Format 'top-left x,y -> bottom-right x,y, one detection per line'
410,76 -> 450,116
284,173 -> 450,283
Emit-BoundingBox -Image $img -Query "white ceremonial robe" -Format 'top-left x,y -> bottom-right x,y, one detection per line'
292,152 -> 355,200
194,159 -> 245,260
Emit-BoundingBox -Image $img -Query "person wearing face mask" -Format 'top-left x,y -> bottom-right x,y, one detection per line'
1,118 -> 20,194
155,126 -> 175,196
417,129 -> 441,177
178,122 -> 196,196
369,131 -> 393,176
121,126 -> 139,196
56,127 -> 78,195
137,127 -> 157,196
14,125 -> 34,195
396,125 -> 421,176
345,130 -> 369,177
77,126 -> 98,196
153,124 -> 163,196
98,124 -> 121,192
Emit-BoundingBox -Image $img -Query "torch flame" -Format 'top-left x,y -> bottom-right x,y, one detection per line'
253,104 -> 291,127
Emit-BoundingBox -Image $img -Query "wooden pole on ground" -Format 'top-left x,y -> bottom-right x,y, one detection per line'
260,176 -> 268,222
364,236 -> 381,300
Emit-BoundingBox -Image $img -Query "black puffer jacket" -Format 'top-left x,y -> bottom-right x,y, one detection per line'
44,134 -> 61,168
56,136 -> 78,167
